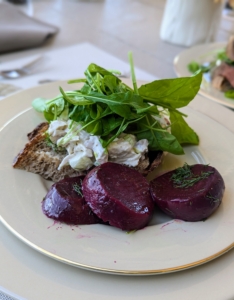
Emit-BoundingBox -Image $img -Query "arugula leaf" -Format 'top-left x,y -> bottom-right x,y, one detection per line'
32,96 -> 65,120
103,75 -> 120,94
101,115 -> 123,136
67,78 -> 86,84
69,105 -> 92,123
128,51 -> 139,95
102,115 -> 145,148
80,91 -> 144,120
32,98 -> 46,113
59,87 -> 93,106
88,63 -> 121,82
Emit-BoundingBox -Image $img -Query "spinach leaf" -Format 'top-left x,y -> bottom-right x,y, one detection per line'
135,114 -> 184,154
169,110 -> 199,145
138,71 -> 202,108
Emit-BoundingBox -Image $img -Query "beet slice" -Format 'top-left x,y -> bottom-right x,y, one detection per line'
42,176 -> 102,225
150,164 -> 225,222
82,162 -> 154,231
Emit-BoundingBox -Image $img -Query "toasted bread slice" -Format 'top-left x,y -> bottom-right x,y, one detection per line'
13,123 -> 163,182
13,122 -> 82,182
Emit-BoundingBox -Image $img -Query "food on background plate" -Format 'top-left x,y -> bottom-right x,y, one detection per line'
13,53 -> 202,181
150,164 -> 225,222
188,35 -> 234,99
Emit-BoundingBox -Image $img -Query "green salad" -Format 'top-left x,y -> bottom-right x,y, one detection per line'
33,52 -> 202,156
187,49 -> 234,74
188,48 -> 234,100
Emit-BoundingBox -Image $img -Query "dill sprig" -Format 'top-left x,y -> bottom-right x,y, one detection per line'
206,193 -> 220,204
45,133 -> 66,154
171,163 -> 213,189
73,180 -> 83,197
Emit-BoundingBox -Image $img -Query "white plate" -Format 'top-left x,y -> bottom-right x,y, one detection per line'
0,81 -> 234,276
174,42 -> 234,109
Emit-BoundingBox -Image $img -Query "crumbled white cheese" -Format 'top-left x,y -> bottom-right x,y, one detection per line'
58,144 -> 93,171
108,133 -> 148,167
83,135 -> 108,166
47,120 -> 68,143
47,120 -> 149,171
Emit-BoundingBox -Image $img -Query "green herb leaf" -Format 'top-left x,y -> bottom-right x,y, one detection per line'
138,71 -> 202,108
224,90 -> 234,99
171,163 -> 213,188
187,61 -> 201,73
135,114 -> 184,154
169,110 -> 199,145
32,98 -> 46,113
73,180 -> 83,197
32,55 -> 200,156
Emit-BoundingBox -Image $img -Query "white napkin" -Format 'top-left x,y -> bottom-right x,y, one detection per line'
0,2 -> 59,53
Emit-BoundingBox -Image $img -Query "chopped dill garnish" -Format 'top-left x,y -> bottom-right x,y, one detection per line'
171,163 -> 214,189
73,180 -> 83,197
45,133 -> 66,154
206,193 -> 220,204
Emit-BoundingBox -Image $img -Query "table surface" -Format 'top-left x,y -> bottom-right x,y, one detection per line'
1,84 -> 234,300
1,1 -> 234,299
0,0 -> 232,79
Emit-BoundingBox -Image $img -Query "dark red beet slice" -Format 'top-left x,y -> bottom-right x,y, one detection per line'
82,162 -> 154,231
150,164 -> 225,222
42,176 -> 103,225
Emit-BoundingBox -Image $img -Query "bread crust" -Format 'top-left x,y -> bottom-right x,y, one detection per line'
13,122 -> 82,182
27,122 -> 49,140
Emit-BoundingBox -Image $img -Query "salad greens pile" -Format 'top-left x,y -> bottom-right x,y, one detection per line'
33,52 -> 202,156
187,48 -> 234,74
188,48 -> 234,99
